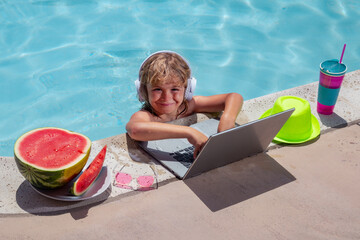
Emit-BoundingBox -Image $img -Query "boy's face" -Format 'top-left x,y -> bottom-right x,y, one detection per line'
146,77 -> 185,118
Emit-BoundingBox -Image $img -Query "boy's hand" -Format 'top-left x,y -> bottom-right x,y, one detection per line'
186,128 -> 208,158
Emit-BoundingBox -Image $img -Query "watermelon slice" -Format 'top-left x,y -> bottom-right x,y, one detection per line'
14,127 -> 91,189
71,145 -> 107,196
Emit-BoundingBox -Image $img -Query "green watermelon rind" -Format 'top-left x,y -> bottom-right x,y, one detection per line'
70,145 -> 107,196
14,127 -> 92,189
70,172 -> 99,196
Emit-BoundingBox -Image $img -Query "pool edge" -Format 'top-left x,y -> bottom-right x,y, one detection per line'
1,69 -> 360,215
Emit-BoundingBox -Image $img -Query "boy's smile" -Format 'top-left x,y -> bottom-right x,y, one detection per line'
146,79 -> 186,120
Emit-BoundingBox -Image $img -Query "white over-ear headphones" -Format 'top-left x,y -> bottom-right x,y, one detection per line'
135,50 -> 197,102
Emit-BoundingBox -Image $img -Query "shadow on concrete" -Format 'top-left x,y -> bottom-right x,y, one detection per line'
16,180 -> 111,219
125,134 -> 154,163
184,153 -> 296,212
318,112 -> 348,129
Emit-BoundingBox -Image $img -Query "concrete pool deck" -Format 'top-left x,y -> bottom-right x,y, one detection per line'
1,70 -> 360,239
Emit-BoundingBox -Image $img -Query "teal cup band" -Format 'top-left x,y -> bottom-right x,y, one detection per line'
317,84 -> 340,106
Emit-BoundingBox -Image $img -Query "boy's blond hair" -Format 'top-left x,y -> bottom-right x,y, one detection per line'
138,52 -> 191,117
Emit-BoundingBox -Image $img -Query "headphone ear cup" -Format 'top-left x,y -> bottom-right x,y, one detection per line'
185,77 -> 197,101
134,79 -> 145,102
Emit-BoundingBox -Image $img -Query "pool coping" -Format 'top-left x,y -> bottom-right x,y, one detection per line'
1,69 -> 359,216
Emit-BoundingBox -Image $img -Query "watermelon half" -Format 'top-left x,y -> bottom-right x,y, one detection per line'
71,145 -> 107,196
14,127 -> 91,189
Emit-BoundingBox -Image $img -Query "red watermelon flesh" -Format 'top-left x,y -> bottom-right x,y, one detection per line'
18,128 -> 88,169
71,145 -> 107,196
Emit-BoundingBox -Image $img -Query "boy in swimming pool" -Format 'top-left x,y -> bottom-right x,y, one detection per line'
126,51 -> 243,157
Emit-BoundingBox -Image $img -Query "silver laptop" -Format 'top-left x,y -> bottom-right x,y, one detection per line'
138,108 -> 294,180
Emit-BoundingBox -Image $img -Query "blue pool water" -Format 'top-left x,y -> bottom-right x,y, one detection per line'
1,0 -> 360,156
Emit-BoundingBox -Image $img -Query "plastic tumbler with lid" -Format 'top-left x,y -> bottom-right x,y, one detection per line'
317,45 -> 347,115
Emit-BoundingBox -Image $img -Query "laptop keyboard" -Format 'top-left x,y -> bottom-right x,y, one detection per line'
170,146 -> 195,168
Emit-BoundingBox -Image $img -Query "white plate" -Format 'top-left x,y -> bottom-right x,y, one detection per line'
31,166 -> 111,201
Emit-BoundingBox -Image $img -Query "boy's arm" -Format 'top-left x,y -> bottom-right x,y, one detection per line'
191,92 -> 243,132
126,111 -> 208,157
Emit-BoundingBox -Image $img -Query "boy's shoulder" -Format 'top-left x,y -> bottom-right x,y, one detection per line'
130,110 -> 155,121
